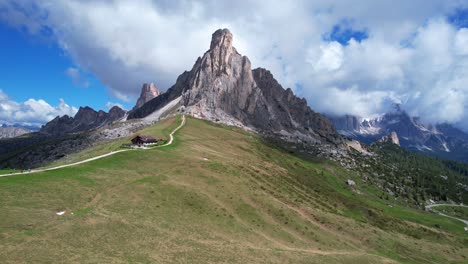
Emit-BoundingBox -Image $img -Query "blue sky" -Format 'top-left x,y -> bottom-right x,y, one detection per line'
1,1 -> 468,131
449,8 -> 468,28
0,23 -> 130,111
324,19 -> 368,45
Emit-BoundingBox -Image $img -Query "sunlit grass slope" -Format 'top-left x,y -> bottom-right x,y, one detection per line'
435,206 -> 468,220
45,116 -> 182,168
0,116 -> 467,263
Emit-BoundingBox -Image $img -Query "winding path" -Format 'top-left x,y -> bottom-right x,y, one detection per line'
425,203 -> 468,226
0,115 -> 186,178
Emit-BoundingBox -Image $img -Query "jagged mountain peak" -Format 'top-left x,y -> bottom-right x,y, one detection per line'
134,83 -> 161,110
210,28 -> 233,51
109,105 -> 124,113
41,105 -> 126,136
329,109 -> 468,162
77,106 -> 95,112
128,28 -> 341,144
198,28 -> 245,78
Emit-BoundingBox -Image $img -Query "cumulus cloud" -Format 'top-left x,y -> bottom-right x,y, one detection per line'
1,0 -> 468,130
308,42 -> 344,72
35,0 -> 221,100
0,90 -> 77,127
299,18 -> 468,128
455,28 -> 468,54
64,67 -> 89,88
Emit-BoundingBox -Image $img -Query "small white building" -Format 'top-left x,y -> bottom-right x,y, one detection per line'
346,179 -> 356,186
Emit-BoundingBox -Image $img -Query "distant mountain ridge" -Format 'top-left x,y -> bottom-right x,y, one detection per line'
329,108 -> 468,163
1,123 -> 40,131
41,106 -> 126,136
0,126 -> 32,139
128,29 -> 341,144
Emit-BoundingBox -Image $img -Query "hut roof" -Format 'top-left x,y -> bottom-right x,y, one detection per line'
137,135 -> 156,141
132,135 -> 157,143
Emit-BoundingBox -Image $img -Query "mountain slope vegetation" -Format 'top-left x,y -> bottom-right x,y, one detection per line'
342,142 -> 468,207
1,116 -> 467,263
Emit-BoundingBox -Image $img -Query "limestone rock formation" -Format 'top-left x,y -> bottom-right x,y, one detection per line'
128,29 -> 342,144
328,115 -> 361,131
133,83 -> 161,110
377,131 -> 400,146
0,127 -> 31,139
41,106 -> 126,136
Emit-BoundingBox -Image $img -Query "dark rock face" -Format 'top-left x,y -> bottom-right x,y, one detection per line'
40,115 -> 74,136
108,106 -> 126,121
329,115 -> 361,131
129,28 -> 341,144
330,109 -> 468,163
41,106 -> 126,136
252,68 -> 339,143
133,83 -> 161,110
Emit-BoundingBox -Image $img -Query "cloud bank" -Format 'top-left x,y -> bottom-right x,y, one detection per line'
0,90 -> 77,127
1,0 -> 468,130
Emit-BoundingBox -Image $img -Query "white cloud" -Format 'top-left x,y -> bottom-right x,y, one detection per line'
1,0 -> 468,130
402,20 -> 468,125
0,90 -> 77,127
65,67 -> 89,88
297,18 -> 468,130
308,41 -> 343,72
312,86 -> 394,119
39,0 -> 221,100
454,28 -> 468,55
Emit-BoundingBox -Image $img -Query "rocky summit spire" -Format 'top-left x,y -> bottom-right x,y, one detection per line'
206,28 -> 238,76
129,28 -> 342,145
134,83 -> 161,110
210,28 -> 233,50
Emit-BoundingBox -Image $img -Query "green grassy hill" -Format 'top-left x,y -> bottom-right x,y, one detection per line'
435,206 -> 468,219
1,116 -> 467,263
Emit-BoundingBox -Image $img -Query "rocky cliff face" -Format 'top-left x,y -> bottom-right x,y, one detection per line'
377,131 -> 400,146
133,83 -> 161,110
108,106 -> 127,121
129,29 -> 341,144
41,106 -> 126,136
0,127 -> 31,139
329,115 -> 361,131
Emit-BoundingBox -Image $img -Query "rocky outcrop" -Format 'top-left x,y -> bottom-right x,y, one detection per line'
0,127 -> 31,138
252,68 -> 339,142
129,28 -> 342,144
108,106 -> 126,121
377,131 -> 400,146
133,83 -> 161,110
41,106 -> 126,136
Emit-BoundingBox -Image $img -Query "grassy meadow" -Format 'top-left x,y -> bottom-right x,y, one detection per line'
0,116 -> 467,263
435,206 -> 468,220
